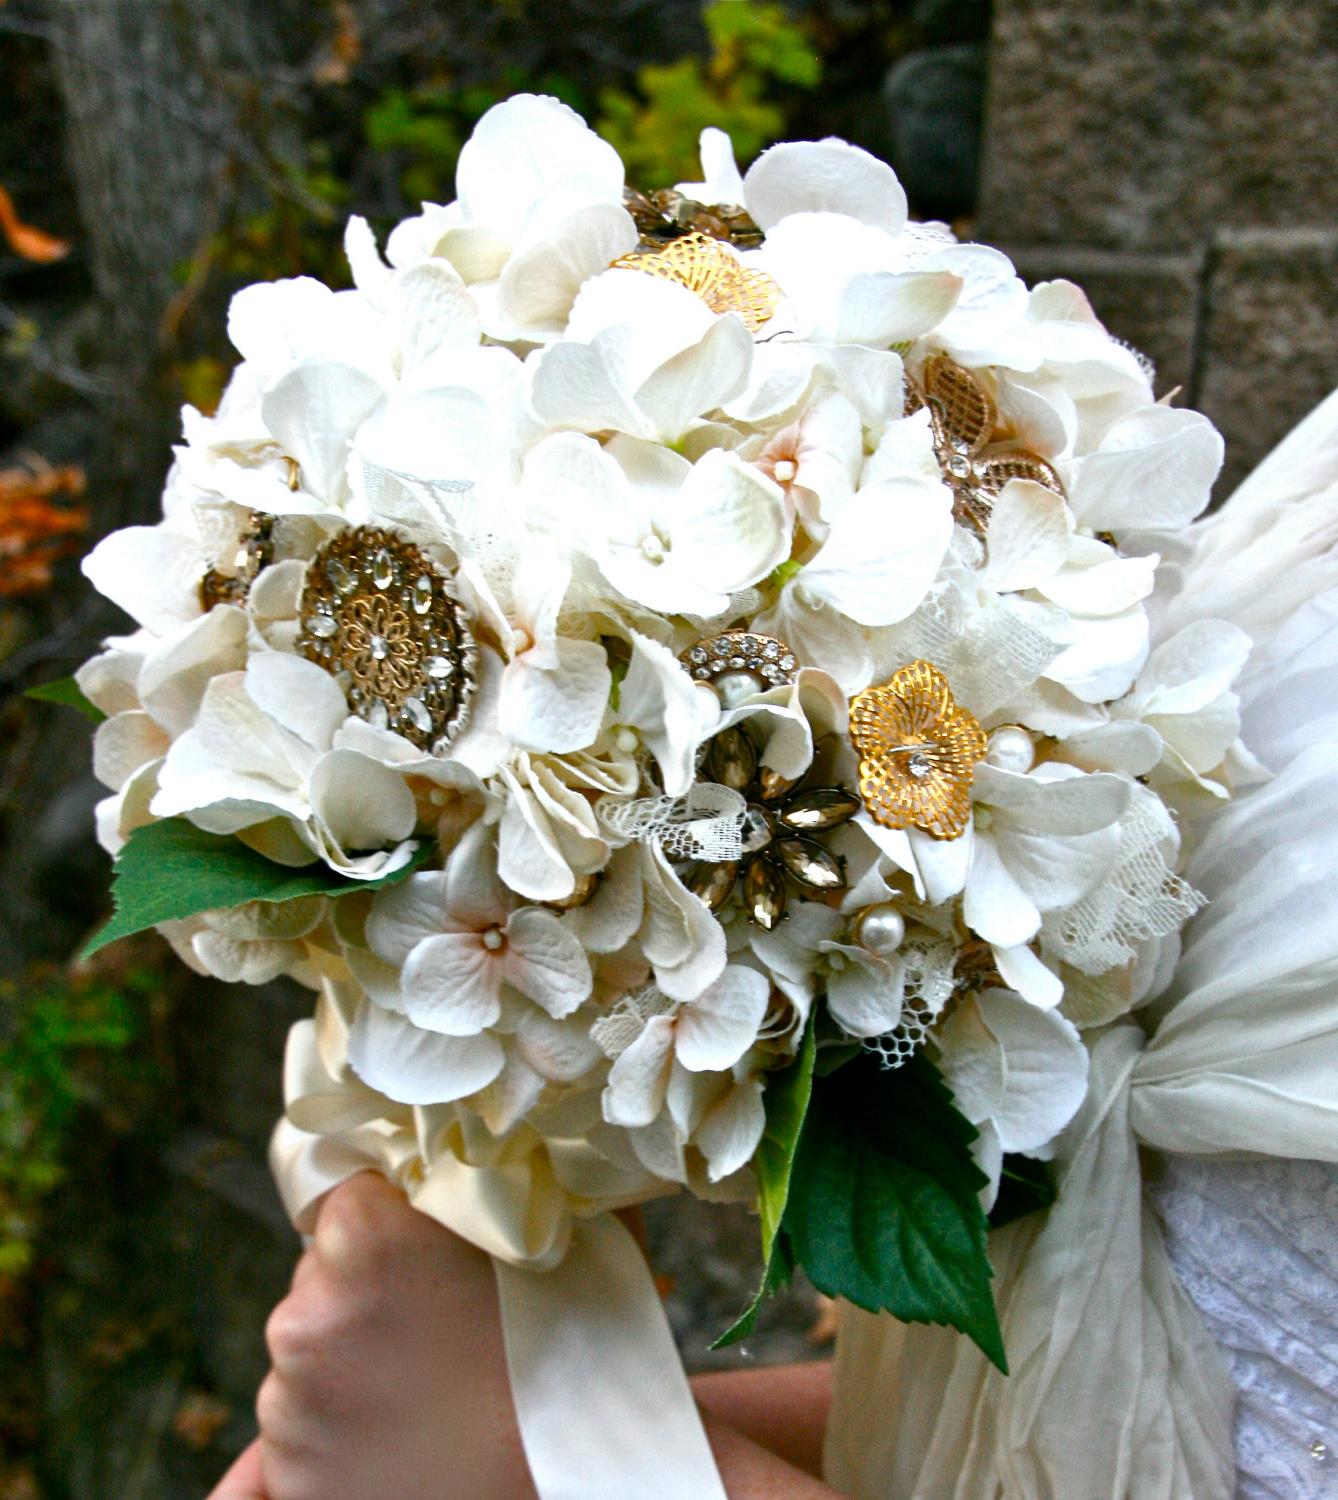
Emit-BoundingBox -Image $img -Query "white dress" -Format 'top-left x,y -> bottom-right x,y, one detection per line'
824,390 -> 1338,1500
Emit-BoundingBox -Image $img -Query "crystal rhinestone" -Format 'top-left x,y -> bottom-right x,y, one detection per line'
426,654 -> 454,679
757,768 -> 797,802
706,726 -> 758,791
689,646 -> 708,664
695,666 -> 711,679
780,654 -> 796,671
369,634 -> 389,661
372,547 -> 395,589
368,699 -> 389,729
744,857 -> 787,930
326,556 -> 356,595
688,860 -> 739,913
740,805 -> 774,855
304,612 -> 337,639
779,786 -> 862,833
947,453 -> 972,479
740,635 -> 757,652
729,656 -> 746,669
908,751 -> 933,779
403,696 -> 432,735
1309,1440 -> 1329,1463
776,836 -> 846,892
413,574 -> 434,613
763,641 -> 780,659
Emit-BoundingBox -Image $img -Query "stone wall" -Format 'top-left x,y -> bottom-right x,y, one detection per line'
977,0 -> 1338,495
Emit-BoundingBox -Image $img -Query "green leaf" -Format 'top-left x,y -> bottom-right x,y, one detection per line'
25,676 -> 105,723
82,818 -> 434,959
783,1051 -> 1007,1372
712,1228 -> 795,1349
989,1153 -> 1057,1231
712,1019 -> 815,1348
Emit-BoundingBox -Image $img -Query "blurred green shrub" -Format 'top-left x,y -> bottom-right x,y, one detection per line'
597,0 -> 821,185
0,966 -> 156,1280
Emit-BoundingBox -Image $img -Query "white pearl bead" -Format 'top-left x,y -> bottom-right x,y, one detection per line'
714,670 -> 764,709
614,726 -> 639,754
855,902 -> 905,957
986,724 -> 1035,774
481,928 -> 504,951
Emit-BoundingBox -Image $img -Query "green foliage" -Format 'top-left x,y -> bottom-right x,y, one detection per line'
0,969 -> 154,1277
782,1051 -> 1006,1370
714,1018 -> 815,1347
83,818 -> 434,958
24,674 -> 104,723
596,1 -> 821,186
989,1152 -> 1057,1230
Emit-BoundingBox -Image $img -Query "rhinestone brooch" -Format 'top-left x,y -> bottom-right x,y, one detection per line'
686,725 -> 860,931
295,526 -> 475,753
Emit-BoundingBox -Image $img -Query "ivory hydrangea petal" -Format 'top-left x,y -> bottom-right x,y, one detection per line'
674,968 -> 771,1073
744,139 -> 908,233
348,1003 -> 504,1105
456,94 -> 624,241
502,907 -> 592,1019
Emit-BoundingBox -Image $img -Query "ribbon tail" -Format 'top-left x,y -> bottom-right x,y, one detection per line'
494,1214 -> 727,1500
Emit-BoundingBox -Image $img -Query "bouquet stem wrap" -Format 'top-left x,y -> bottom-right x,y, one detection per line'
271,981 -> 727,1500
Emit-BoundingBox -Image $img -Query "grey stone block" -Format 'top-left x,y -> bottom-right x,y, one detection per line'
885,44 -> 987,221
978,0 -> 1338,251
1197,226 -> 1338,497
1004,245 -> 1204,397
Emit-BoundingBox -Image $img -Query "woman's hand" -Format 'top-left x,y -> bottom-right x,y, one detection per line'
208,1171 -> 841,1500
209,1172 -> 537,1500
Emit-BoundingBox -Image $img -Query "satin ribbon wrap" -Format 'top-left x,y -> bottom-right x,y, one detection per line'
827,397 -> 1338,1500
270,980 -> 728,1500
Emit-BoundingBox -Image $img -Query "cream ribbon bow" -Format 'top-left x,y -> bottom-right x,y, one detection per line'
271,980 -> 729,1500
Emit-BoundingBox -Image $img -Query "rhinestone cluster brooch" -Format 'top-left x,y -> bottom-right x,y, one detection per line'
687,725 -> 860,931
907,354 -> 1065,535
296,526 -> 475,753
849,660 -> 987,841
681,630 -> 799,708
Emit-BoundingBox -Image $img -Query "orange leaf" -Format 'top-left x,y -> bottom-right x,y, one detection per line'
0,183 -> 70,264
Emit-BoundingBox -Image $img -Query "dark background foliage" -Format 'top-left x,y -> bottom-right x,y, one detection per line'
0,2 -> 1333,1493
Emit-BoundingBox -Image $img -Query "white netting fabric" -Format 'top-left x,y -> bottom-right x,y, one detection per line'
590,985 -> 676,1059
863,935 -> 956,1069
597,782 -> 746,861
891,580 -> 1066,721
1042,782 -> 1204,975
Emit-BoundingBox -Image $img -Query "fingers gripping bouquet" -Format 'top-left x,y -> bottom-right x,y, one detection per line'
73,95 -> 1244,1492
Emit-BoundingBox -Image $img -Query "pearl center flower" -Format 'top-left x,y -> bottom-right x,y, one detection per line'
481,928 -> 505,951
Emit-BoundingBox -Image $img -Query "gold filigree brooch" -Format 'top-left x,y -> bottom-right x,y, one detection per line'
849,660 -> 986,840
907,354 -> 1065,534
611,231 -> 781,334
296,526 -> 475,753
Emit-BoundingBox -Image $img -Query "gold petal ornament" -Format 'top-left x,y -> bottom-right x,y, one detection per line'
296,526 -> 475,753
849,660 -> 987,840
611,231 -> 781,334
906,354 -> 1065,534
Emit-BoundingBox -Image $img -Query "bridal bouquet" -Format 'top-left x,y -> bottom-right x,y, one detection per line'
70,95 -> 1244,1418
